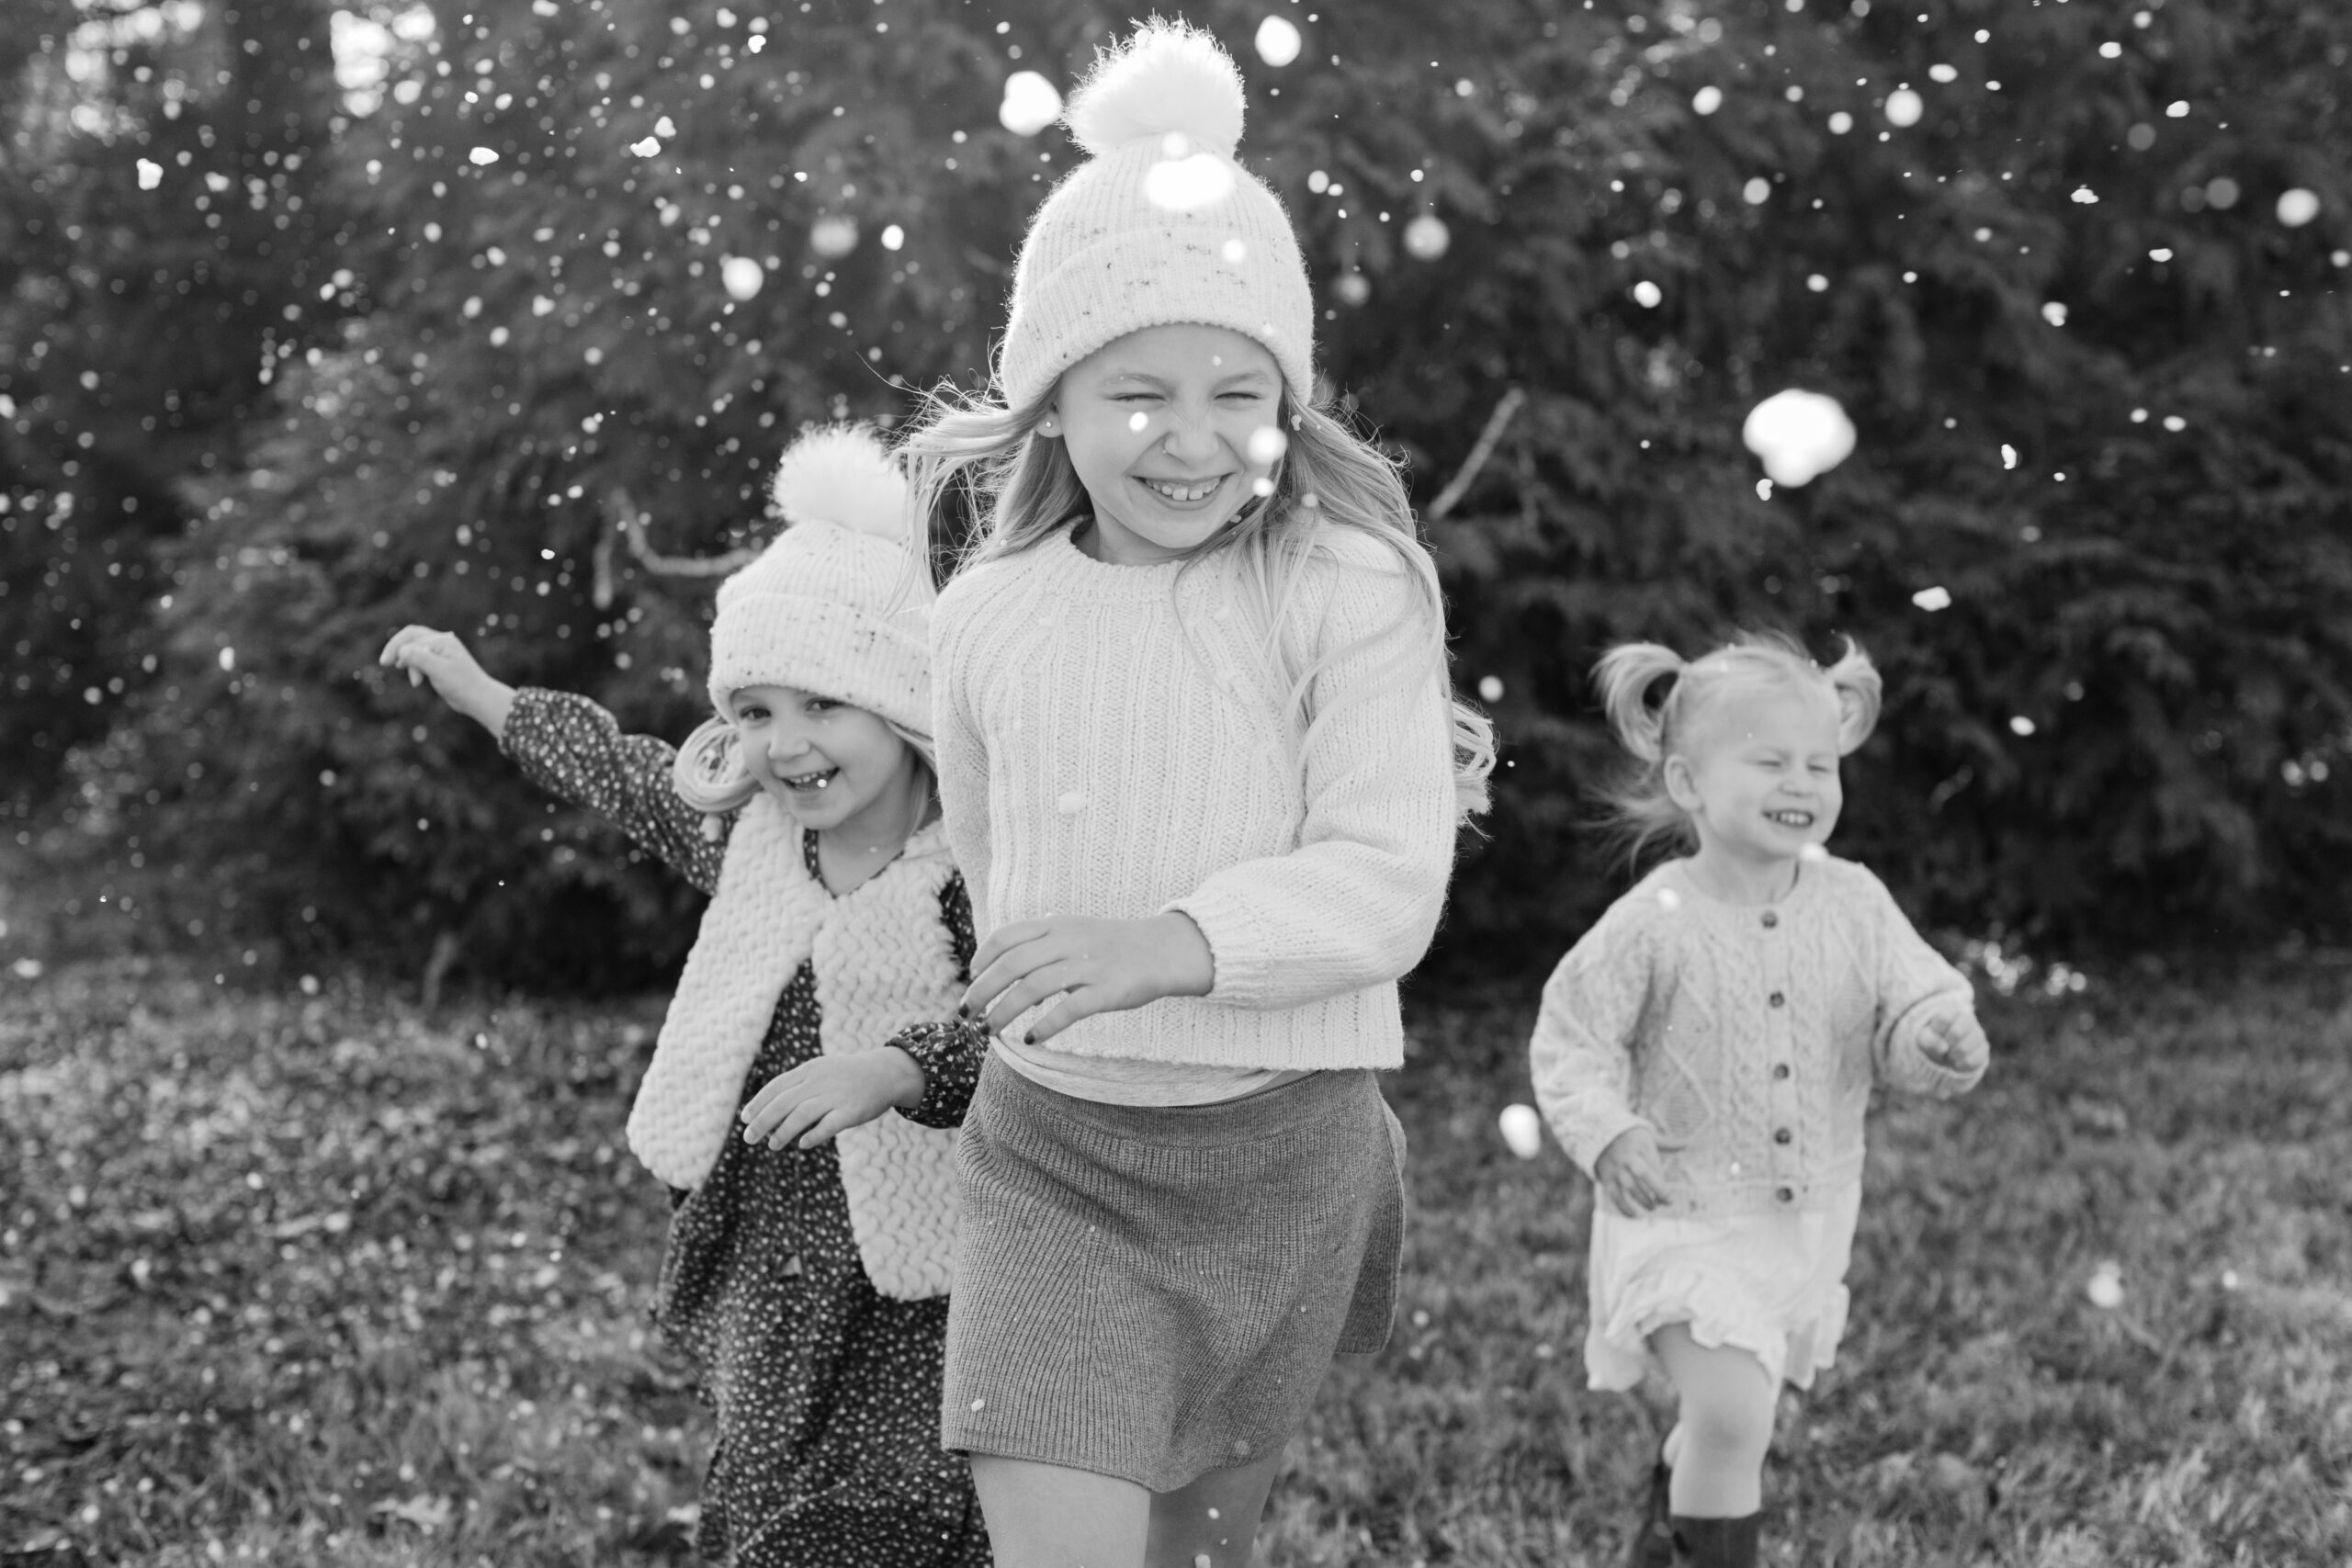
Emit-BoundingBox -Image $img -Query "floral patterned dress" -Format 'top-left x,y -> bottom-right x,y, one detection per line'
503,688 -> 989,1568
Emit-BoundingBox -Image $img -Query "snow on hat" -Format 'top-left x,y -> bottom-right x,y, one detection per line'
997,18 -> 1315,412
703,423 -> 930,739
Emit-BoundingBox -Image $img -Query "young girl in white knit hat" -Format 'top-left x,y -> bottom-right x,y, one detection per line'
1529,633 -> 1990,1568
895,20 -> 1491,1568
379,425 -> 989,1568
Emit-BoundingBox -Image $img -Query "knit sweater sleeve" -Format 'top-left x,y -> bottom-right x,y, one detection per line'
1860,868 -> 1985,1099
891,871 -> 985,1129
1163,544 -> 1457,1010
930,595 -> 994,938
1528,897 -> 1659,1178
499,687 -> 728,895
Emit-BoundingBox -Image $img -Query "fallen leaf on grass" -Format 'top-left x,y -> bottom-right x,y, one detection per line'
2065,1094 -> 2130,1135
371,1494 -> 455,1531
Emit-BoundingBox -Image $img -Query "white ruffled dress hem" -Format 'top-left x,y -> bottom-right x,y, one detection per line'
1583,1180 -> 1863,1393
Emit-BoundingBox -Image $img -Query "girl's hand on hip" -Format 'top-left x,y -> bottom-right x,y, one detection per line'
1917,1010 -> 1990,1076
1594,1125 -> 1674,1217
740,1050 -> 926,1150
379,625 -> 516,738
961,912 -> 1215,1045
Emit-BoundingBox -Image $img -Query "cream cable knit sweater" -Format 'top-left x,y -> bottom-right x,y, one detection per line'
1529,854 -> 1984,1220
932,525 -> 1458,1072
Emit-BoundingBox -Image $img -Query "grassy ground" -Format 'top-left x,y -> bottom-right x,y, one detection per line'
3,957 -> 2346,1566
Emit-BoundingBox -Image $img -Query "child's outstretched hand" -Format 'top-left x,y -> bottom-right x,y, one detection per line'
1593,1125 -> 1675,1217
962,913 -> 1216,1046
379,625 -> 516,739
740,1051 -> 925,1151
1917,1010 -> 1990,1077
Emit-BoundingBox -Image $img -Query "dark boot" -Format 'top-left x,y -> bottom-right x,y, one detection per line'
1622,1436 -> 1676,1568
1668,1511 -> 1761,1568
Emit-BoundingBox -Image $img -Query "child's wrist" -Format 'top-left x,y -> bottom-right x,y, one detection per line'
882,1046 -> 927,1109
1150,912 -> 1215,998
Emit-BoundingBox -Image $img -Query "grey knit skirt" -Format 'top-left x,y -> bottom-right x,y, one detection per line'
939,1055 -> 1407,1492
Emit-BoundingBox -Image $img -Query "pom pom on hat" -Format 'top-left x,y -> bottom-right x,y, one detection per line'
705,422 -> 931,740
1063,19 -> 1246,159
767,422 -> 912,544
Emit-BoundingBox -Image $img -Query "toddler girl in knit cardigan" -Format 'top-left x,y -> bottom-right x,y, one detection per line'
1529,632 -> 1989,1568
378,426 -> 989,1568
893,20 -> 1490,1568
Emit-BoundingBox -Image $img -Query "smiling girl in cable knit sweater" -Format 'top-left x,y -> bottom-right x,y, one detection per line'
890,20 -> 1492,1568
1529,632 -> 1990,1568
380,426 -> 988,1568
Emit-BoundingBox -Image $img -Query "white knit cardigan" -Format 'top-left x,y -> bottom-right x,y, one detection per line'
626,794 -> 964,1300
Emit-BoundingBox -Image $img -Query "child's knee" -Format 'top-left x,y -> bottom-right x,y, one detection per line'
1677,1377 -> 1776,1458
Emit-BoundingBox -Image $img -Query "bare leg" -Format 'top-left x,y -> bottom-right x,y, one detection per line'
1649,1324 -> 1777,1517
969,1455 -> 1148,1568
1143,1447 -> 1287,1568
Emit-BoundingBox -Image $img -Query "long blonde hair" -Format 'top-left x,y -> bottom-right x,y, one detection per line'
1590,630 -> 1883,866
900,378 -> 1495,822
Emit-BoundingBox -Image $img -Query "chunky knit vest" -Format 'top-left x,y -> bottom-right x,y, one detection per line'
626,794 -> 963,1300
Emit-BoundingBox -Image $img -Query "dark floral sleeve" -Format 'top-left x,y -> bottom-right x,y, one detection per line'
500,687 -> 729,895
893,871 -> 985,1129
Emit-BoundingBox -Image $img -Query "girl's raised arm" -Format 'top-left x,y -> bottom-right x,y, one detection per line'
500,688 -> 729,894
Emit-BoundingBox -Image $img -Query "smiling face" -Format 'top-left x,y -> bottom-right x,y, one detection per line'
1047,322 -> 1286,564
726,682 -> 923,836
1666,680 -> 1845,874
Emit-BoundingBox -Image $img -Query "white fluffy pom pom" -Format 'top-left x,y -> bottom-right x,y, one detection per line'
768,423 -> 910,542
1063,19 -> 1246,160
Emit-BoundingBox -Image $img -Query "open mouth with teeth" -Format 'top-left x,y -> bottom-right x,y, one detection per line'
780,767 -> 839,792
1765,809 -> 1815,829
1137,475 -> 1227,504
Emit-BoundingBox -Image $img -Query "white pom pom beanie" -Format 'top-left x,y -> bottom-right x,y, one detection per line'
706,423 -> 931,739
997,18 -> 1315,412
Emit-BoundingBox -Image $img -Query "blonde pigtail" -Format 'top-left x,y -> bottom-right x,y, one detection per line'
672,716 -> 761,839
1822,635 -> 1883,755
1592,643 -> 1687,763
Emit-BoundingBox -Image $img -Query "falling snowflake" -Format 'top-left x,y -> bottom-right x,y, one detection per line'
999,70 -> 1062,136
2086,1261 -> 2123,1309
719,256 -> 763,300
1254,16 -> 1302,67
1741,389 -> 1855,486
1145,152 -> 1236,211
1498,1104 -> 1543,1159
1402,214 -> 1450,261
809,216 -> 858,258
1911,586 -> 1952,612
2277,188 -> 2320,227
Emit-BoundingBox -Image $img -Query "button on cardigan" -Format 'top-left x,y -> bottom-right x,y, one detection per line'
1530,855 -> 1985,1219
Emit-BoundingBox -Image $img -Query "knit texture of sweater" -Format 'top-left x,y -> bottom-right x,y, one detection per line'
628,795 -> 967,1301
1529,855 -> 1984,1219
932,525 -> 1458,1071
